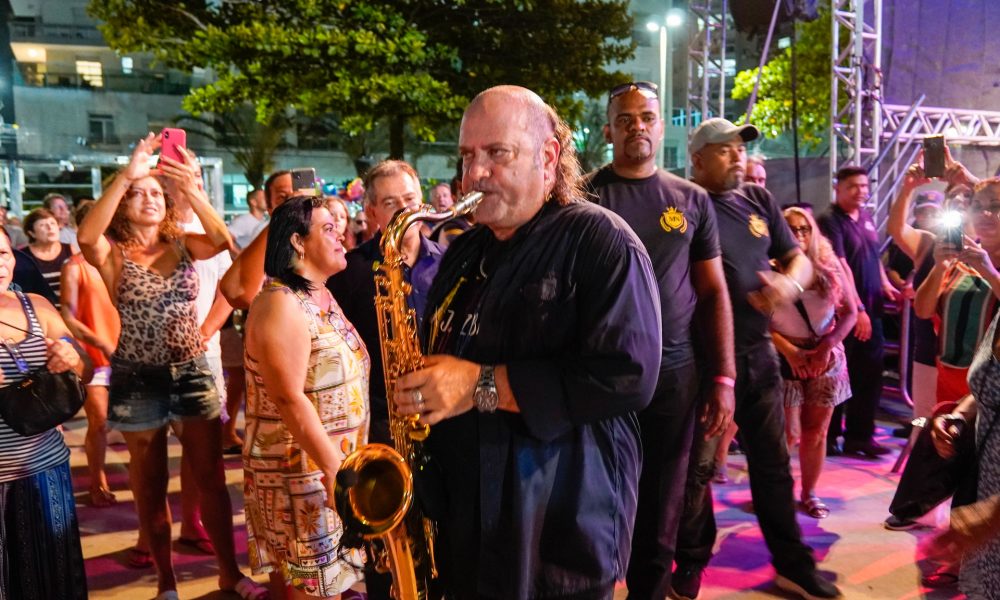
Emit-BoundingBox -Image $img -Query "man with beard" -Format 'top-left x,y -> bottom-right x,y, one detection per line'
671,118 -> 841,600
391,85 -> 662,599
583,82 -> 735,600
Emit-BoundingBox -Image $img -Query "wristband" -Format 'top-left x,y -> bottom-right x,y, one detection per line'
785,273 -> 804,294
713,375 -> 736,388
59,335 -> 75,345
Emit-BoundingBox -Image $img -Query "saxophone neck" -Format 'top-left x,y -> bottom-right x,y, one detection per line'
380,191 -> 485,258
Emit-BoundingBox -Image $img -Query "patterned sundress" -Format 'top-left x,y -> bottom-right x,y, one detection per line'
243,281 -> 370,597
960,312 -> 1000,599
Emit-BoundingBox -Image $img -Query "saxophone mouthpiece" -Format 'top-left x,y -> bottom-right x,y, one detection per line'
452,191 -> 485,216
336,467 -> 359,489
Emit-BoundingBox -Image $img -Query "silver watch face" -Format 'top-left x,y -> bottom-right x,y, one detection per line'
475,388 -> 499,412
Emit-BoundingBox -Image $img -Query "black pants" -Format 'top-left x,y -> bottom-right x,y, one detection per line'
675,343 -> 815,576
830,316 -> 884,443
625,362 -> 700,600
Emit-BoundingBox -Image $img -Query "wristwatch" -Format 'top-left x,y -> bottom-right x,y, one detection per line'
473,365 -> 499,413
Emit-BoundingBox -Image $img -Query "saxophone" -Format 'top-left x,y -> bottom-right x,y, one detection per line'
334,191 -> 484,600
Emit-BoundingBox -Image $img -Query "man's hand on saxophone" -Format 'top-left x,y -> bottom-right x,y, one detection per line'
394,356 -> 518,425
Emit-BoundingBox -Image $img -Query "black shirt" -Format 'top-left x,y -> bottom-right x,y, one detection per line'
584,165 -> 721,368
422,200 -> 661,599
819,205 -> 885,316
709,183 -> 800,355
325,232 -> 444,423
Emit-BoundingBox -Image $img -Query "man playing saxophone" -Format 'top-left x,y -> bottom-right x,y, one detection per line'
393,85 -> 663,599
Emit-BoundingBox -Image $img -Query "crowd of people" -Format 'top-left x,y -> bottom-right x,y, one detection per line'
0,80 -> 999,600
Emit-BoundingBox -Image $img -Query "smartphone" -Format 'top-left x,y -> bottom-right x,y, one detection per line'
159,127 -> 187,163
940,209 -> 965,248
923,135 -> 945,178
290,167 -> 317,194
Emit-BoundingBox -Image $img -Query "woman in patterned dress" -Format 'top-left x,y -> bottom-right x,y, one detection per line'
78,133 -> 263,600
243,195 -> 369,599
771,207 -> 857,519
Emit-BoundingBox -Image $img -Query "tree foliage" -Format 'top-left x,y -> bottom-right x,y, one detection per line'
731,8 -> 833,149
88,0 -> 636,158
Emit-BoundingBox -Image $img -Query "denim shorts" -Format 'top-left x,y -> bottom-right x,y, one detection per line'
108,354 -> 221,431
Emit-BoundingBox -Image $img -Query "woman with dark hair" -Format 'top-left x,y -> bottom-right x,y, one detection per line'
77,133 -> 263,600
0,225 -> 94,599
772,206 -> 857,519
243,195 -> 369,599
23,207 -> 74,308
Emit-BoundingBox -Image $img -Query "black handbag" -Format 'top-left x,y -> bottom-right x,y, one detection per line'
0,316 -> 86,437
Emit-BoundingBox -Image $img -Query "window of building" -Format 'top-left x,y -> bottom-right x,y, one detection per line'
89,114 -> 116,144
75,60 -> 104,87
121,56 -> 133,74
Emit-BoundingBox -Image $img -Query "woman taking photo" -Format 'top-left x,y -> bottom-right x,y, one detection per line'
243,196 -> 368,598
771,207 -> 857,519
78,133 -> 263,600
926,179 -> 1000,598
0,226 -> 93,599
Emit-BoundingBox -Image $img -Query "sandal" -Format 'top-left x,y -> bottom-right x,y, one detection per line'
177,536 -> 216,555
801,496 -> 830,519
126,547 -> 153,569
234,576 -> 269,600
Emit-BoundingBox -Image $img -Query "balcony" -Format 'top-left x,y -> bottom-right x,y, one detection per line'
18,69 -> 193,96
9,21 -> 106,46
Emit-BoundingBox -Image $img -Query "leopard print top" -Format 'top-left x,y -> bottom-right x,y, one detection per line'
115,243 -> 202,364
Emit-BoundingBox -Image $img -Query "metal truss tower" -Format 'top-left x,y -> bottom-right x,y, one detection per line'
830,0 -> 883,197
685,0 -> 728,175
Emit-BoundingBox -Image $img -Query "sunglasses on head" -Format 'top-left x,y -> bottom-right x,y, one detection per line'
608,81 -> 659,102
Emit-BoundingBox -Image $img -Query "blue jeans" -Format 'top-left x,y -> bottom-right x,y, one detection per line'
108,354 -> 221,431
675,342 -> 815,576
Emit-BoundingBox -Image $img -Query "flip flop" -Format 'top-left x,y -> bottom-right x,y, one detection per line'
234,576 -> 269,600
801,496 -> 830,519
126,547 -> 153,569
177,536 -> 216,555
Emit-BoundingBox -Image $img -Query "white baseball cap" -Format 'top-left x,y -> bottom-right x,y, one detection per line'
689,118 -> 760,154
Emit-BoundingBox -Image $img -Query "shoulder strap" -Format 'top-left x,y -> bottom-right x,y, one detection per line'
13,290 -> 43,337
793,298 -> 820,339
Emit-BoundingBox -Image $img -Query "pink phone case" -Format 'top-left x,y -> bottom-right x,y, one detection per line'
159,128 -> 187,163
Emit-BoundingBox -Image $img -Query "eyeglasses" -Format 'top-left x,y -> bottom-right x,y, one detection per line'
608,81 -> 659,103
790,225 -> 812,236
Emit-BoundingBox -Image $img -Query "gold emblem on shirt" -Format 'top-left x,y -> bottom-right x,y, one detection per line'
659,207 -> 688,234
748,213 -> 770,238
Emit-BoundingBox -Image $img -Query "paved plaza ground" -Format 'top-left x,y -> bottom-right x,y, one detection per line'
66,411 -> 964,599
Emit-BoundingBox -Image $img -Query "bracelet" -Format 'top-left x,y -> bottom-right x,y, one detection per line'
713,375 -> 736,388
59,335 -> 75,345
785,273 -> 804,294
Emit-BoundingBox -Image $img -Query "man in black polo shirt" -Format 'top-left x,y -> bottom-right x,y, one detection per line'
673,118 -> 840,600
325,159 -> 444,600
819,166 -> 899,457
583,81 -> 735,600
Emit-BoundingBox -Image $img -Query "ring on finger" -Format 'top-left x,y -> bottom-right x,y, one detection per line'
412,389 -> 424,409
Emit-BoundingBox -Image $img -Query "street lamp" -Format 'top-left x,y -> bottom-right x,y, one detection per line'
647,9 -> 685,168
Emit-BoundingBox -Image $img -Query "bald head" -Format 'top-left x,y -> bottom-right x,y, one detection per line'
466,86 -> 555,151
